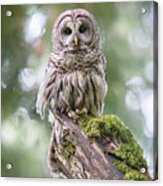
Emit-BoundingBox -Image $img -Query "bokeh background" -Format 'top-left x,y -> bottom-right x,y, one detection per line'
1,2 -> 157,178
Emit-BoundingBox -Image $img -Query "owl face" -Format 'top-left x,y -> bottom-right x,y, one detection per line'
52,9 -> 100,52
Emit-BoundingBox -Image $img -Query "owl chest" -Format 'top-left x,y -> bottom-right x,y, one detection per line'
60,53 -> 93,72
52,69 -> 105,115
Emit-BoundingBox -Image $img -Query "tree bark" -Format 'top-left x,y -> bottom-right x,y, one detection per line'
47,114 -> 151,180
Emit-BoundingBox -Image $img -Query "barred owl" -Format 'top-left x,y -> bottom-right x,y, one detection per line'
36,9 -> 108,144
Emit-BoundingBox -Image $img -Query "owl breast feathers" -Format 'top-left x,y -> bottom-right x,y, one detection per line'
36,9 -> 108,122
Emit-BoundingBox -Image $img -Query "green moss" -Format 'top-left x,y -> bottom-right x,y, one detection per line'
60,139 -> 75,161
78,113 -> 149,180
115,160 -> 148,180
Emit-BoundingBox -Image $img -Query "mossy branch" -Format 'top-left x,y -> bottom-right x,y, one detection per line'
48,113 -> 151,180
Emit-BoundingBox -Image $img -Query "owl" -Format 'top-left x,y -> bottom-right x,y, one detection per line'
36,9 -> 108,144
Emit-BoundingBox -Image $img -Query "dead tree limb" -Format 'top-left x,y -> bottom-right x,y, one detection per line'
48,113 -> 151,180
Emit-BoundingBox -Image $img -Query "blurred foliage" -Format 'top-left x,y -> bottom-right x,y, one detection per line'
1,2 -> 155,178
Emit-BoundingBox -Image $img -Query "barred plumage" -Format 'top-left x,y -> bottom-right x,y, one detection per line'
36,48 -> 107,119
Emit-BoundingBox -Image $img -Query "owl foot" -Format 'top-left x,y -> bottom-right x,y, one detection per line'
76,107 -> 88,115
68,110 -> 79,121
68,107 -> 88,121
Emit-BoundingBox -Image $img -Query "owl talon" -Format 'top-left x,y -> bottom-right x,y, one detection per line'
81,107 -> 88,114
75,107 -> 88,115
68,111 -> 79,121
75,109 -> 80,114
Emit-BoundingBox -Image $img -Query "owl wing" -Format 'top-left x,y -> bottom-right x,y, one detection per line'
36,59 -> 57,120
98,53 -> 108,104
100,53 -> 107,75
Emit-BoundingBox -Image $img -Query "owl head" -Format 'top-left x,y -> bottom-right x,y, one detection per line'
52,9 -> 100,52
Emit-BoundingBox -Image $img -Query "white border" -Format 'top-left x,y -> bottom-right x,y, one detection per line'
0,0 -> 162,186
0,0 -> 158,5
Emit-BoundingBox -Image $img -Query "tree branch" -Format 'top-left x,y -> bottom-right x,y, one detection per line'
48,113 -> 151,180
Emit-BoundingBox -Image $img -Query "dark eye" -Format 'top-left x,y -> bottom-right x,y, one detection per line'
79,25 -> 87,33
63,27 -> 72,35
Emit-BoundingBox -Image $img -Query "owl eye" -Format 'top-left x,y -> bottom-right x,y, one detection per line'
63,27 -> 72,35
79,25 -> 87,34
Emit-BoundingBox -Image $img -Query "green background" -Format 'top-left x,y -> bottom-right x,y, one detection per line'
1,2 -> 155,178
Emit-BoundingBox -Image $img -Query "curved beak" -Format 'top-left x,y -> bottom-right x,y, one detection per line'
74,35 -> 78,46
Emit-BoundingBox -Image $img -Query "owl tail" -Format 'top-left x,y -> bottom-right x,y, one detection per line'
48,110 -> 63,144
54,119 -> 63,144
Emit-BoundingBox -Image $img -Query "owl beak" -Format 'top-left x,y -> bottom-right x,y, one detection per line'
74,35 -> 78,46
